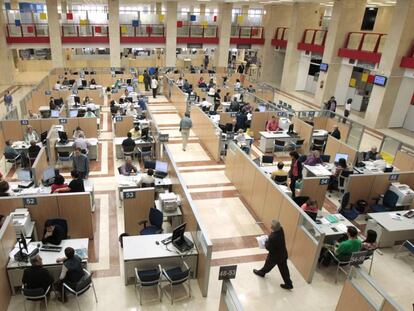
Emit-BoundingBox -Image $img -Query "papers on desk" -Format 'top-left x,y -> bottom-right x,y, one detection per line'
256,235 -> 268,249
389,213 -> 404,221
9,244 -> 37,260
75,248 -> 88,259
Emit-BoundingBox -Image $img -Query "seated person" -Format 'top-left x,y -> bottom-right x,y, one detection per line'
200,98 -> 212,111
22,255 -> 54,292
235,129 -> 250,153
330,125 -> 341,140
361,229 -> 378,251
83,96 -> 90,105
364,146 -> 382,161
51,175 -> 68,193
271,162 -> 288,180
140,168 -> 155,186
223,92 -> 231,103
125,105 -> 136,117
266,116 -> 279,132
328,158 -> 348,190
55,170 -> 85,193
28,140 -> 41,159
247,85 -> 255,93
303,150 -> 323,166
110,100 -> 119,115
176,77 -> 184,88
198,80 -> 207,89
42,220 -> 65,245
183,79 -> 190,92
234,79 -> 241,90
0,180 -> 10,197
120,158 -> 138,176
74,134 -> 90,154
229,99 -> 240,112
72,126 -> 85,139
55,247 -> 85,301
301,199 -> 318,218
242,103 -> 253,114
24,125 -> 40,143
49,97 -> 57,110
54,81 -> 61,90
84,108 -> 96,118
90,78 -> 96,86
4,140 -> 28,167
128,126 -> 141,139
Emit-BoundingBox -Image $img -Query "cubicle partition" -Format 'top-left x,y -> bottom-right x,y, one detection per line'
291,116 -> 313,153
113,116 -> 134,137
0,193 -> 93,240
301,177 -> 329,209
123,188 -> 155,235
309,116 -> 350,143
325,135 -> 359,165
250,111 -> 276,140
0,216 -> 16,311
225,142 -> 325,283
31,147 -> 48,186
393,150 -> 414,171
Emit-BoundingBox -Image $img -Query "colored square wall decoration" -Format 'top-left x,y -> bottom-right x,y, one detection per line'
15,19 -> 21,26
39,12 -> 47,20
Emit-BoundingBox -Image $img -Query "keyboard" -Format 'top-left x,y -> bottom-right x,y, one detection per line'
40,245 -> 62,252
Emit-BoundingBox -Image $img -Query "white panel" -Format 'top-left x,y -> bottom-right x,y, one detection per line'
389,77 -> 414,128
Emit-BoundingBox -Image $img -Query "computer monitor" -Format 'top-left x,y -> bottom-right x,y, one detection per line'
288,124 -> 294,134
17,169 -> 32,181
50,110 -> 59,118
40,131 -> 48,143
262,155 -> 274,164
141,127 -> 149,140
125,96 -> 133,103
58,131 -> 68,143
42,166 -> 56,182
172,222 -> 186,243
334,153 -> 349,163
155,161 -> 168,173
127,86 -> 134,92
69,110 -> 78,118
258,105 -> 266,112
144,160 -> 156,170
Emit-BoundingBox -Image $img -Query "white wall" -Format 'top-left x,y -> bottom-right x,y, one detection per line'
388,75 -> 414,128
334,61 -> 354,106
295,52 -> 311,91
273,50 -> 286,87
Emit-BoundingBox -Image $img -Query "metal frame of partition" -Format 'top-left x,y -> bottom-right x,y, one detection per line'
219,279 -> 244,311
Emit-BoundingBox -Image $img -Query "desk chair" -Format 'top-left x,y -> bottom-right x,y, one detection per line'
274,140 -> 287,153
22,284 -> 51,311
134,265 -> 162,305
305,211 -> 317,221
63,269 -> 98,311
4,153 -> 21,169
293,196 -> 309,207
142,182 -> 155,188
312,139 -> 326,151
370,190 -> 399,213
326,250 -> 369,283
338,171 -> 353,194
162,262 -> 191,305
292,139 -> 305,152
138,208 -> 163,235
338,192 -> 359,221
57,151 -> 72,167
273,175 -> 288,186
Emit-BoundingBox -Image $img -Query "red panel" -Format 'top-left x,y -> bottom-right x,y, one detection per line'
271,39 -> 287,48
27,26 -> 34,33
367,74 -> 375,84
400,56 -> 414,69
251,28 -> 258,36
95,26 -> 101,33
297,42 -> 324,54
61,36 -> 109,44
177,37 -> 219,44
6,36 -> 50,44
120,37 -> 166,44
177,21 -> 183,28
66,13 -> 73,20
338,48 -> 382,64
230,38 -> 265,45
146,26 -> 152,34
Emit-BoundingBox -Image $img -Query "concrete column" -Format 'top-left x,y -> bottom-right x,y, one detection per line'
46,0 -> 64,68
241,5 -> 249,16
108,0 -> 120,68
156,2 -> 162,15
61,0 -> 67,14
200,4 -> 206,17
0,0 -> 15,84
280,3 -> 320,93
314,0 -> 366,107
165,1 -> 177,67
214,3 -> 232,70
365,0 -> 414,128
10,0 -> 18,10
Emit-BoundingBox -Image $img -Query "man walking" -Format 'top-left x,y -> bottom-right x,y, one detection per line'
72,147 -> 89,179
179,112 -> 192,151
253,220 -> 293,290
151,76 -> 158,99
4,90 -> 13,113
143,70 -> 151,92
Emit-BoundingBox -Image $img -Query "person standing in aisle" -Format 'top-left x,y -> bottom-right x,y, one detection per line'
143,70 -> 151,92
343,98 -> 352,123
151,76 -> 158,99
3,91 -> 13,113
253,220 -> 293,290
179,113 -> 192,151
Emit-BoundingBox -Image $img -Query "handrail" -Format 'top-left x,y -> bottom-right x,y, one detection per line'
301,29 -> 327,46
231,25 -> 264,39
274,27 -> 288,40
343,31 -> 387,53
119,23 -> 165,38
6,23 -> 49,38
61,23 -> 109,38
177,24 -> 218,38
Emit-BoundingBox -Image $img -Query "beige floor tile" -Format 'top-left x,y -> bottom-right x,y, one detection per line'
152,113 -> 181,125
180,170 -> 230,186
167,143 -> 211,162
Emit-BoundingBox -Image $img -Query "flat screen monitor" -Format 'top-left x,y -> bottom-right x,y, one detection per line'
42,166 -> 56,181
155,161 -> 168,173
287,124 -> 294,134
172,222 -> 186,243
320,63 -> 329,72
373,75 -> 387,86
262,155 -> 274,164
127,86 -> 134,92
125,97 -> 133,103
258,105 -> 266,112
17,169 -> 32,181
141,127 -> 149,139
144,160 -> 156,170
58,131 -> 68,143
50,110 -> 59,118
69,110 -> 78,118
334,153 -> 349,163
40,131 -> 48,142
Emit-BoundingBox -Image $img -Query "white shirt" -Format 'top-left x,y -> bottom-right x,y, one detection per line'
235,82 -> 241,89
176,79 -> 184,87
345,102 -> 352,111
208,87 -> 215,96
54,83 -> 61,90
151,79 -> 158,89
74,138 -> 91,151
141,174 -> 155,185
201,100 -> 212,108
236,133 -> 247,146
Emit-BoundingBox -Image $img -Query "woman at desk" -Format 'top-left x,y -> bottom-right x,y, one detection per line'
83,96 -> 91,105
301,199 -> 318,220
303,151 -> 323,166
24,125 -> 40,143
73,126 -> 85,139
328,158 -> 348,190
51,175 -> 68,193
266,116 -> 279,132
129,126 -> 141,139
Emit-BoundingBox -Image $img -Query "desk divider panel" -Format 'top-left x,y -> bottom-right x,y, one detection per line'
225,147 -> 237,182
0,197 -> 24,219
1,120 -> 23,141
240,160 -> 256,206
250,170 -> 270,221
0,217 -> 16,311
261,183 -> 284,231
325,136 -> 358,165
301,177 -> 329,210
40,119 -> 59,134
346,175 -> 377,205
26,196 -> 60,238
123,188 -> 155,235
219,112 -> 236,126
62,118 -> 79,138
336,280 -> 377,311
250,112 -> 272,140
292,116 -> 313,153
114,116 -> 134,137
278,198 -> 300,254
31,147 -> 48,186
393,150 -> 414,171
325,118 -> 350,142
78,118 -> 98,138
46,125 -> 59,165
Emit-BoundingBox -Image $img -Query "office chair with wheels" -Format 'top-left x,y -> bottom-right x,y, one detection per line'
22,285 -> 51,311
138,208 -> 163,235
44,218 -> 68,239
338,192 -> 359,221
370,190 -> 399,213
57,151 -> 72,166
273,175 -> 288,185
4,153 -> 21,169
312,139 -> 326,151
320,154 -> 331,163
63,269 -> 98,311
162,262 -> 191,304
134,265 -> 162,305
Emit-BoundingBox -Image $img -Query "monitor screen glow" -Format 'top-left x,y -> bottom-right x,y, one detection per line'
334,153 -> 349,163
51,110 -> 59,118
373,75 -> 387,86
155,161 -> 168,173
17,170 -> 31,181
43,167 -> 55,181
320,63 -> 329,72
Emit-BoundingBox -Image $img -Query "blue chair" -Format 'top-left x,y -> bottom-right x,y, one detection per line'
162,262 -> 191,304
338,192 -> 359,221
394,240 -> 414,271
134,265 -> 162,305
139,208 -> 163,235
370,190 -> 399,213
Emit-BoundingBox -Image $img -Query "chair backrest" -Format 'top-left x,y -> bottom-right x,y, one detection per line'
141,146 -> 152,152
74,274 -> 92,292
320,154 -> 331,162
349,250 -> 369,266
293,196 -> 309,207
122,145 -> 135,153
165,267 -> 190,284
295,139 -> 305,146
148,207 -> 163,229
23,287 -> 46,297
340,192 -> 351,211
4,152 -> 18,160
274,175 -> 288,184
402,240 -> 414,254
298,154 -> 307,163
313,139 -> 325,146
117,166 -> 122,174
305,211 -> 317,221
142,183 -> 155,188
45,218 -> 68,239
383,190 -> 399,208
274,140 -> 285,147
138,268 -> 161,284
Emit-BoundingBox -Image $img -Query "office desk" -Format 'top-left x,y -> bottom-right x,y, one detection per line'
55,138 -> 99,161
12,141 -> 43,153
117,175 -> 172,192
317,213 -> 359,242
304,164 -> 333,177
7,238 -> 88,294
366,210 -> 414,247
123,233 -> 198,285
114,137 -> 154,159
353,161 -> 398,175
155,200 -> 182,228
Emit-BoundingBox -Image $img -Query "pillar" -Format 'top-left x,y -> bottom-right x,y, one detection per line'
165,1 -> 177,67
61,0 -> 67,14
155,2 -> 162,15
46,0 -> 64,68
365,0 -> 414,128
108,0 -> 120,68
0,0 -> 14,84
314,0 -> 367,107
280,3 -> 320,93
200,4 -> 206,17
10,0 -> 18,10
214,3 -> 232,70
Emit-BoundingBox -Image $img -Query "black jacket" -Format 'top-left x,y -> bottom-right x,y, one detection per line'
42,224 -> 65,245
122,137 -> 136,152
265,228 -> 288,263
22,266 -> 54,291
331,129 -> 341,140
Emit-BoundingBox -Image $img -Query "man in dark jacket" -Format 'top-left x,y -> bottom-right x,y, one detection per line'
143,70 -> 151,91
42,220 -> 65,245
56,247 -> 85,301
253,220 -> 293,290
22,255 -> 54,292
330,125 -> 341,140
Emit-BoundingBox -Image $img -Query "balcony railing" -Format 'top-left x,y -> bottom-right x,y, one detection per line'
119,24 -> 165,43
400,43 -> 414,69
177,25 -> 218,44
271,27 -> 288,48
338,32 -> 387,64
297,29 -> 327,54
6,23 -> 50,43
230,26 -> 264,45
61,24 -> 109,43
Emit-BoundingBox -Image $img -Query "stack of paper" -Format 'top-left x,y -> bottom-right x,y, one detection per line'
256,235 -> 268,249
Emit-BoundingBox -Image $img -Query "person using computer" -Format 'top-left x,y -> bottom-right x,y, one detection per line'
0,180 -> 10,196
140,168 -> 155,186
22,255 -> 54,293
72,147 -> 89,179
364,146 -> 382,161
129,126 -> 141,139
120,158 -> 138,176
328,158 -> 348,190
266,116 -> 279,132
55,170 -> 85,193
72,126 -> 85,139
24,125 -> 40,144
289,151 -> 302,198
271,162 -> 288,179
54,81 -> 61,90
42,220 -> 65,245
55,247 -> 85,302
303,150 -> 323,166
301,199 -> 318,220
125,104 -> 136,117
4,140 -> 29,167
51,175 -> 68,193
179,112 -> 193,152
247,85 -> 255,93
74,134 -> 90,154
330,125 -> 341,140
